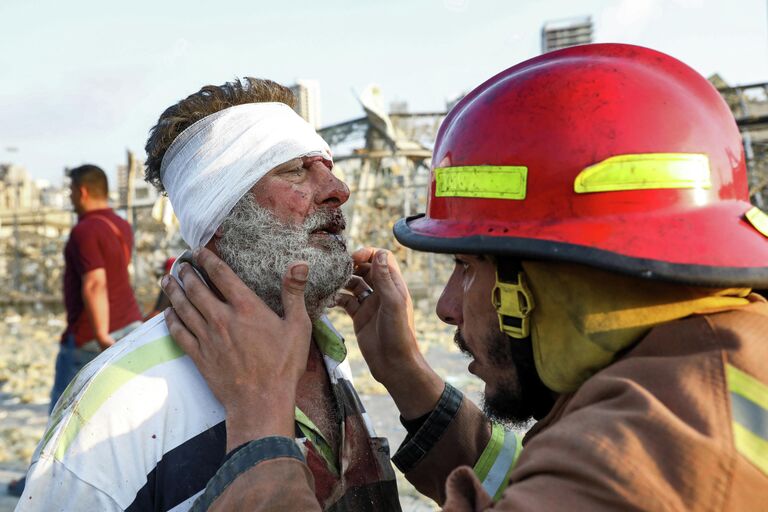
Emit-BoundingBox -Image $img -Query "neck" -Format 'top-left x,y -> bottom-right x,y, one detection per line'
81,200 -> 109,213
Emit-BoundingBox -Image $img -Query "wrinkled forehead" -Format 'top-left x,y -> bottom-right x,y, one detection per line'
265,155 -> 333,177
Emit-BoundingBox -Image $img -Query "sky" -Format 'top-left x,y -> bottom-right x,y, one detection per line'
1,0 -> 767,186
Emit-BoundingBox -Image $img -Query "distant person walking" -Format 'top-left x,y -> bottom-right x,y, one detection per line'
51,164 -> 142,409
8,164 -> 143,498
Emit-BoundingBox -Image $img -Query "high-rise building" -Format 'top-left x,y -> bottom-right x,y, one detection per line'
541,16 -> 593,53
290,79 -> 321,128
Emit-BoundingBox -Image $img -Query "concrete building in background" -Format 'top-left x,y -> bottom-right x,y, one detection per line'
0,164 -> 39,211
36,180 -> 69,210
710,74 -> 768,208
290,79 -> 321,128
117,161 -> 159,208
541,16 -> 593,53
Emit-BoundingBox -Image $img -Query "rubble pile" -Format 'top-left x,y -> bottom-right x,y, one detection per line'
327,307 -> 461,396
0,313 -> 60,403
129,206 -> 187,312
0,312 -> 62,464
0,205 -> 185,315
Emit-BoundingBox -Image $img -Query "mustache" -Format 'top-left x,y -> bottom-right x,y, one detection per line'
453,330 -> 474,358
304,208 -> 347,234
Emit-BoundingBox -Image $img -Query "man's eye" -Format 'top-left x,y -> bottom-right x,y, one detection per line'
286,167 -> 306,178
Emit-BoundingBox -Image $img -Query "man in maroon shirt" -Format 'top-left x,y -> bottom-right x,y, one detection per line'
8,164 -> 143,497
52,164 -> 142,410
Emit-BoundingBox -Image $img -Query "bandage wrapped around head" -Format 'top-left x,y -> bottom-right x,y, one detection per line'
160,102 -> 332,249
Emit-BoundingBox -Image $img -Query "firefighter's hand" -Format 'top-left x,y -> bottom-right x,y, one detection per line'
162,248 -> 312,451
336,247 -> 444,418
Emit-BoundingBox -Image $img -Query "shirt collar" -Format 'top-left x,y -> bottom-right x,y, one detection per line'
312,316 -> 347,363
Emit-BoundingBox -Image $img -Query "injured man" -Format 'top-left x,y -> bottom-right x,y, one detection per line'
18,77 -> 401,511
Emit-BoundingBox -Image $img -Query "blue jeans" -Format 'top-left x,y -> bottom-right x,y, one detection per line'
49,334 -> 98,414
49,322 -> 141,414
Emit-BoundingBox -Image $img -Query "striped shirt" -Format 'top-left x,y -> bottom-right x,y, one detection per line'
19,314 -> 399,511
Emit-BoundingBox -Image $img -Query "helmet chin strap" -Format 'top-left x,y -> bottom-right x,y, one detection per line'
492,260 -> 535,339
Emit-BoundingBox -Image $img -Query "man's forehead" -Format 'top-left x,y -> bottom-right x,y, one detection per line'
266,156 -> 332,176
267,158 -> 304,175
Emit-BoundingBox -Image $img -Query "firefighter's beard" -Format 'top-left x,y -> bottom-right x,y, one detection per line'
454,329 -> 555,429
215,195 -> 353,321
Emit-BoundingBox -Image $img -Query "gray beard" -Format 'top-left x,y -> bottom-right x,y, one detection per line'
215,194 -> 353,320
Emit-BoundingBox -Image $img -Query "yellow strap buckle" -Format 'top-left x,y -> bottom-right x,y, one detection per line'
492,270 -> 535,339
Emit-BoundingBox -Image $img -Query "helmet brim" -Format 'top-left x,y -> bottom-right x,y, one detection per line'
394,209 -> 768,288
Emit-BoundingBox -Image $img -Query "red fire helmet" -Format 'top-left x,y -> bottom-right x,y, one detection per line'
394,44 -> 768,287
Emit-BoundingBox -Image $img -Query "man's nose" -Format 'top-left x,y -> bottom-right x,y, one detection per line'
436,270 -> 463,326
315,165 -> 350,207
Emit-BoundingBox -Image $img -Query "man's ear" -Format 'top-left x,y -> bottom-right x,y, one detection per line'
78,185 -> 90,202
213,226 -> 224,239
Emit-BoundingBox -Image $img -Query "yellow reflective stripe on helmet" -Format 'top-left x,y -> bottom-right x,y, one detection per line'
574,153 -> 711,194
746,207 -> 768,239
727,364 -> 768,476
435,166 -> 527,200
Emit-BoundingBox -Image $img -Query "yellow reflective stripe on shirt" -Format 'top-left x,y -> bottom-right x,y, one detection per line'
733,423 -> 768,475
473,423 -> 523,499
727,364 -> 768,475
435,166 -> 528,200
492,433 -> 523,501
728,364 -> 768,411
313,318 -> 347,362
295,407 -> 339,475
54,336 -> 184,460
474,422 -> 504,482
574,153 -> 711,194
746,207 -> 768,238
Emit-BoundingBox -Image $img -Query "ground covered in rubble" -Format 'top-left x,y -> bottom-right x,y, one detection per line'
0,308 -> 485,511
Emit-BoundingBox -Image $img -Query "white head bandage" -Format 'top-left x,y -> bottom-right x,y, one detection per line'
160,102 -> 332,248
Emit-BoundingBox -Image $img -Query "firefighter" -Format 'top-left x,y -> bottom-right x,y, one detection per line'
163,43 -> 768,510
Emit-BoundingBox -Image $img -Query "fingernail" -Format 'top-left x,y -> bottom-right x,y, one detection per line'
179,262 -> 189,274
291,264 -> 309,280
161,275 -> 170,288
377,251 -> 388,264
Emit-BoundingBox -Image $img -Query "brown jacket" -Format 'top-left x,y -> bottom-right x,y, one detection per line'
201,301 -> 768,511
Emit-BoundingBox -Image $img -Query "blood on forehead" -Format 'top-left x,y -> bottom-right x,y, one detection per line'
302,155 -> 333,171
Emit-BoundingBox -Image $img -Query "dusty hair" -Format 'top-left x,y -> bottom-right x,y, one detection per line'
144,77 -> 295,193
